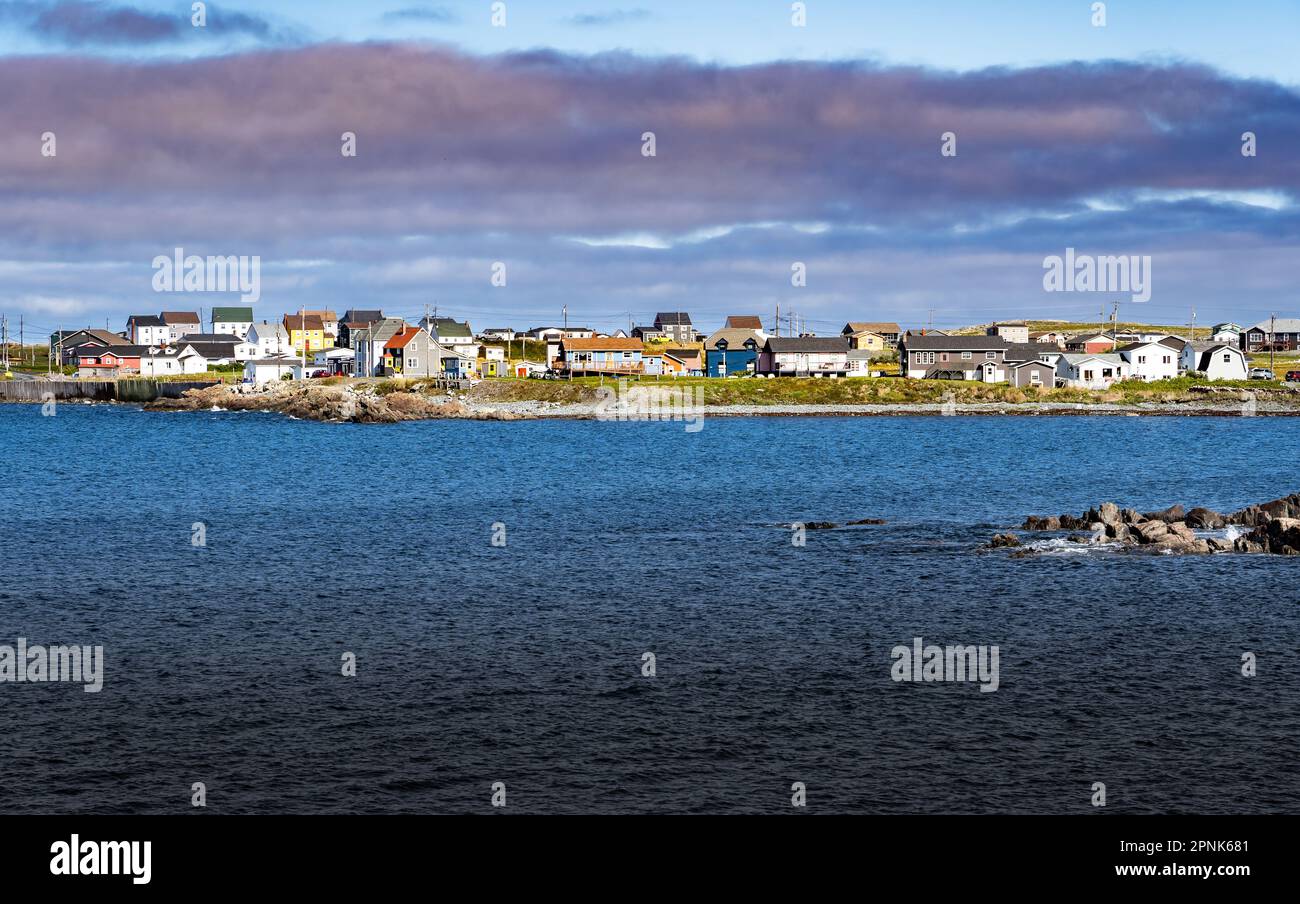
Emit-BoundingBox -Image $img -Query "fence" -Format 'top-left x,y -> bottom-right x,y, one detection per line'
0,379 -> 218,404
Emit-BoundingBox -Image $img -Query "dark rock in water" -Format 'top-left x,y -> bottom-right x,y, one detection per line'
1105,522 -> 1130,541
1227,493 -> 1300,526
1097,502 -> 1121,526
847,518 -> 887,526
1121,508 -> 1142,524
803,522 -> 838,530
1206,537 -> 1234,552
1142,504 -> 1186,524
1167,522 -> 1197,542
1185,507 -> 1225,529
1133,521 -> 1169,544
1066,534 -> 1093,543
1059,514 -> 1084,530
1009,548 -> 1037,559
1021,515 -> 1059,531
986,533 -> 1022,549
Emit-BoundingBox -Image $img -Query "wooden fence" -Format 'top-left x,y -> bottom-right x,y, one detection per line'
0,379 -> 218,403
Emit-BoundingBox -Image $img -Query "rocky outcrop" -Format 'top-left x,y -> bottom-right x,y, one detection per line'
985,533 -> 1022,549
1010,494 -> 1300,556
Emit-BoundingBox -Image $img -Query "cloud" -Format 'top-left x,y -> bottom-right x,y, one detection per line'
0,1 -> 287,46
1,44 -> 1298,326
565,9 -> 653,27
381,5 -> 457,24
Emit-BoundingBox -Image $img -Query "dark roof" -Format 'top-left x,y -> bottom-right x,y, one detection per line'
211,307 -> 254,322
160,311 -> 200,324
127,315 -> 164,327
903,335 -> 1011,351
764,337 -> 851,353
340,309 -> 384,325
178,333 -> 238,344
77,345 -> 149,358
1003,343 -> 1044,362
725,315 -> 764,330
654,312 -> 692,326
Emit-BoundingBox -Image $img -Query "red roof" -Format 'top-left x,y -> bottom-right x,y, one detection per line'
385,326 -> 423,350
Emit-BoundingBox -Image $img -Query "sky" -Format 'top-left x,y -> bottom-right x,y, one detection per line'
1,0 -> 1298,338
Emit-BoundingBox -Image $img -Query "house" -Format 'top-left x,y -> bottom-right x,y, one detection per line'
337,310 -> 384,348
1030,330 -> 1066,347
666,348 -> 702,375
758,337 -> 852,377
420,317 -> 475,347
847,349 -> 874,377
704,328 -> 764,377
126,315 -> 169,346
247,321 -> 290,359
847,330 -> 890,354
514,360 -> 547,378
1063,332 -> 1117,355
557,337 -> 645,376
437,344 -> 479,378
50,329 -> 130,365
651,313 -> 694,344
899,334 -> 1013,381
383,324 -> 439,376
1118,341 -> 1179,382
527,326 -> 566,342
312,347 -> 355,375
987,322 -> 1030,344
139,345 -> 207,377
479,345 -> 507,377
351,318 -> 409,377
1210,322 -> 1242,344
210,307 -> 255,339
244,358 -> 303,385
631,325 -> 665,342
302,310 -> 339,339
479,328 -> 517,342
842,322 -> 902,346
1242,319 -> 1300,352
284,313 -> 332,355
160,311 -> 201,343
1182,342 -> 1249,381
76,346 -> 144,378
179,338 -> 242,366
725,315 -> 765,330
1008,359 -> 1056,388
1056,353 -> 1128,389
642,349 -> 665,375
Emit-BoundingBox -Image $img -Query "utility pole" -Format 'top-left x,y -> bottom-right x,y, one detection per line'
775,301 -> 780,338
424,305 -> 431,379
1111,303 -> 1119,352
1270,313 -> 1276,376
562,305 -> 568,331
300,307 -> 307,376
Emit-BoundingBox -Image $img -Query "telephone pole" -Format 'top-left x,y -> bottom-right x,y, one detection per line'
1270,313 -> 1277,375
775,301 -> 780,338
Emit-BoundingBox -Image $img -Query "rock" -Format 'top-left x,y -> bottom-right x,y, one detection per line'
1088,522 -> 1105,533
1059,514 -> 1084,530
846,518 -> 887,526
1264,517 -> 1300,553
803,522 -> 838,530
1121,508 -> 1142,524
1167,522 -> 1197,542
1105,522 -> 1130,541
986,533 -> 1022,549
1022,515 -> 1060,531
1133,521 -> 1169,544
1142,504 -> 1186,524
1097,502 -> 1121,526
1143,536 -> 1212,555
1066,534 -> 1093,543
1207,537 -> 1234,552
1185,507 -> 1225,529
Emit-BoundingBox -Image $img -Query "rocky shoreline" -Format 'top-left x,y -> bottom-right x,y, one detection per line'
998,493 -> 1300,556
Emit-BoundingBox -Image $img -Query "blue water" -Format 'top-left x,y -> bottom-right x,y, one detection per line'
1,404 -> 1297,813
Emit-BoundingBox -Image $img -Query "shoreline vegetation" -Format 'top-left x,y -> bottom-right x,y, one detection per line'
3,374 -> 1293,422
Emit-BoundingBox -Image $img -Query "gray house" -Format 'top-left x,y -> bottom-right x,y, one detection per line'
900,334 -> 1013,380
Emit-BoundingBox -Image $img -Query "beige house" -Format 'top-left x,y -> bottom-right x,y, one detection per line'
847,330 -> 889,353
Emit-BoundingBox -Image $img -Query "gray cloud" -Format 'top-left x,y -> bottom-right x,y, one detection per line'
0,1 -> 288,46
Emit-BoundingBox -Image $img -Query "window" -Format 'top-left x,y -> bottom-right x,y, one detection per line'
1083,369 -> 1094,381
961,351 -> 972,360
1138,355 -> 1146,364
1223,354 -> 1232,364
939,353 -> 949,362
986,352 -> 996,359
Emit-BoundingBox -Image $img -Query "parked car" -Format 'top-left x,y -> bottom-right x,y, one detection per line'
1249,368 -> 1275,380
1286,370 -> 1300,383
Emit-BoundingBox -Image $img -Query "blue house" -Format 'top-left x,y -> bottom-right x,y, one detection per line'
704,328 -> 764,377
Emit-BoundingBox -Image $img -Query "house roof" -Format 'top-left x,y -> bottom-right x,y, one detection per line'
160,311 -> 200,324
1193,345 -> 1245,369
1003,343 -> 1043,362
425,317 -> 473,338
285,314 -> 326,331
302,309 -> 338,322
249,320 -> 288,339
64,329 -> 130,347
846,349 -> 875,360
666,347 -> 701,361
654,312 -> 692,326
704,328 -> 764,349
904,335 -> 1011,351
385,326 -> 426,350
764,337 -> 851,353
78,345 -> 148,358
1247,318 -> 1300,333
340,309 -> 384,325
844,321 -> 901,335
725,315 -> 764,330
1009,358 -> 1054,368
354,318 -> 409,344
1061,353 -> 1125,365
211,307 -> 254,323
561,337 -> 644,351
127,315 -> 164,327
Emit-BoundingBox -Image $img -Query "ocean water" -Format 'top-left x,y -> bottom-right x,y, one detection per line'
1,404 -> 1297,814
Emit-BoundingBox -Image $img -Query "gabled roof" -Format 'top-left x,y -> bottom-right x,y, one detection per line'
725,315 -> 764,330
764,337 -> 851,353
211,307 -> 254,323
653,312 -> 692,326
160,311 -> 200,324
78,345 -> 149,358
424,317 -> 473,338
385,326 -> 426,350
666,347 -> 701,361
1247,318 -> 1300,333
63,329 -> 130,347
354,318 -> 409,345
285,314 -> 325,331
127,315 -> 164,327
340,309 -> 384,325
704,328 -> 764,349
302,309 -> 338,322
1003,343 -> 1044,362
1060,353 -> 1124,365
844,321 -> 901,335
561,337 -> 644,351
248,320 -> 289,339
903,335 -> 1011,351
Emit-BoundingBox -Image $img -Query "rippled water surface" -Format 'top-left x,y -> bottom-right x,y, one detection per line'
1,405 -> 1297,813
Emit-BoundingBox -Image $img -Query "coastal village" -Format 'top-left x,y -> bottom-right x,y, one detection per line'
24,308 -> 1299,388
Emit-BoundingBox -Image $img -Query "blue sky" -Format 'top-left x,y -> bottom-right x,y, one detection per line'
1,1 -> 1297,336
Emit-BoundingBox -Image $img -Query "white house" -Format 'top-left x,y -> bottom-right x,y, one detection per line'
1210,322 -> 1242,345
126,315 -> 169,346
1056,353 -> 1129,389
244,358 -> 303,385
313,347 -> 356,374
986,322 -> 1029,344
247,321 -> 290,358
211,307 -> 255,339
846,349 -> 874,377
1118,341 -> 1179,382
758,337 -> 852,377
1182,342 -> 1249,381
138,345 -> 206,377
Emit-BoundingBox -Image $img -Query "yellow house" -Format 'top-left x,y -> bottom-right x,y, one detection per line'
284,314 -> 334,355
849,330 -> 889,353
